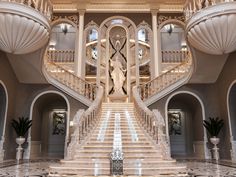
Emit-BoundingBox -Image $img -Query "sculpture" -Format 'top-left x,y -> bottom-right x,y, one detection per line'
110,57 -> 126,95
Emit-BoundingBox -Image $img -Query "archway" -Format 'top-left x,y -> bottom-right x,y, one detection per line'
0,81 -> 7,160
26,91 -> 70,159
166,91 -> 206,158
227,81 -> 236,160
97,16 -> 137,101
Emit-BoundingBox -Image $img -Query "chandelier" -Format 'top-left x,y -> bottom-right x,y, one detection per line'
164,24 -> 175,35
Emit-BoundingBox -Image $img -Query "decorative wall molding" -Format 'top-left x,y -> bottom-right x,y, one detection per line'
52,14 -> 79,26
157,15 -> 185,26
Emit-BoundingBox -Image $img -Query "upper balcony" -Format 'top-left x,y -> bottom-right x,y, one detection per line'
0,0 -> 53,54
184,0 -> 236,55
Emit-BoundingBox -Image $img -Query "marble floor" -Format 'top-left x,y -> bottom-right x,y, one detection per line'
0,159 -> 236,177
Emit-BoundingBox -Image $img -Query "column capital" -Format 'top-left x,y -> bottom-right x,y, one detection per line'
150,9 -> 159,16
78,9 -> 86,16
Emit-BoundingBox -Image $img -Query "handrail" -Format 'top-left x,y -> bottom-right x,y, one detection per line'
1,0 -> 53,20
44,60 -> 97,101
139,53 -> 192,101
66,86 -> 104,159
47,50 -> 75,63
162,50 -> 189,63
133,86 -> 171,159
184,0 -> 235,20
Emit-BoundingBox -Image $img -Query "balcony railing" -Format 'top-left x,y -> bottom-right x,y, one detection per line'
1,0 -> 53,20
47,50 -> 75,63
162,50 -> 189,63
184,0 -> 236,20
44,61 -> 97,101
139,53 -> 192,101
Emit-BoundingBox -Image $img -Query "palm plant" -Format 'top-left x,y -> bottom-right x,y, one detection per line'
203,117 -> 224,137
11,117 -> 32,137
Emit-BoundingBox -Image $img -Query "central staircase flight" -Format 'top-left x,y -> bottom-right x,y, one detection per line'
49,103 -> 187,176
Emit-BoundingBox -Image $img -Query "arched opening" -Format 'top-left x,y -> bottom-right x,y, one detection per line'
167,93 -> 205,158
98,16 -> 137,101
84,24 -> 99,83
48,21 -> 77,73
228,82 -> 236,160
0,82 -> 7,160
137,23 -> 152,83
30,92 -> 69,158
160,21 -> 187,73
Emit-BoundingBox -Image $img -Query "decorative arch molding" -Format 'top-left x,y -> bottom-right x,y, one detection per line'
158,15 -> 185,28
165,90 -> 210,159
52,15 -> 79,27
0,80 -> 8,161
226,80 -> 236,160
24,90 -> 71,159
83,21 -> 100,68
99,15 -> 137,30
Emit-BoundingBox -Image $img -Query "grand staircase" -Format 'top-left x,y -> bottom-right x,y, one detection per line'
49,103 -> 187,176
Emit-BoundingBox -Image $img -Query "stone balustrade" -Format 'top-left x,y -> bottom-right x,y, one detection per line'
139,54 -> 192,101
162,50 -> 189,63
66,86 -> 104,160
47,50 -> 75,63
1,0 -> 53,20
133,86 -> 171,159
44,61 -> 97,101
184,0 -> 236,20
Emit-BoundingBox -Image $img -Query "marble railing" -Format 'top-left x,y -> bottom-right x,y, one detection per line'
139,53 -> 192,101
44,61 -> 97,101
133,86 -> 171,159
162,50 -> 189,63
47,50 -> 75,63
1,0 -> 53,20
184,0 -> 236,20
66,86 -> 104,159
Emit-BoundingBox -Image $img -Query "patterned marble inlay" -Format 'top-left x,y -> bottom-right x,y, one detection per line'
0,159 -> 236,176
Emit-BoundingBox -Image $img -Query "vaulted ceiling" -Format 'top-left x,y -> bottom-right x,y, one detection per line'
51,0 -> 186,13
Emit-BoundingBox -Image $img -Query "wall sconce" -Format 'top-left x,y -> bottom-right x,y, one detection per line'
60,23 -> 71,35
165,24 -> 175,35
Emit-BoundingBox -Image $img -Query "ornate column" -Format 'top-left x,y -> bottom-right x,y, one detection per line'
151,10 -> 161,78
75,10 -> 85,78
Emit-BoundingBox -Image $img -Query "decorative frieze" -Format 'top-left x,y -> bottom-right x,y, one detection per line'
52,14 -> 79,25
157,15 -> 185,26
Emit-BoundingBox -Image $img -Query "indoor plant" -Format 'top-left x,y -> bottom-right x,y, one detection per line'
203,117 -> 224,160
203,117 -> 224,139
11,117 -> 32,160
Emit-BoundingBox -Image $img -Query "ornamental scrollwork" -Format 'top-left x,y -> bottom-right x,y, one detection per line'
52,14 -> 79,26
157,15 -> 185,26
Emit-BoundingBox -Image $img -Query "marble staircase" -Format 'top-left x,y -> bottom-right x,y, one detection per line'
49,103 -> 187,176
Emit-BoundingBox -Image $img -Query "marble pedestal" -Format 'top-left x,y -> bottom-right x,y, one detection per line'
108,94 -> 128,102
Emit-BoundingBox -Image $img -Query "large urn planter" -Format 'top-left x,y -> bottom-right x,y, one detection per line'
203,117 -> 224,161
11,117 -> 32,161
210,137 -> 220,161
15,137 -> 26,161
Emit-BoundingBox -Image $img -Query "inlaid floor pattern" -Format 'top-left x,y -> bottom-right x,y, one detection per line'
49,103 -> 187,176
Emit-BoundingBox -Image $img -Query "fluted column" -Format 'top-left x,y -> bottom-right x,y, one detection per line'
151,10 -> 161,77
75,10 -> 85,78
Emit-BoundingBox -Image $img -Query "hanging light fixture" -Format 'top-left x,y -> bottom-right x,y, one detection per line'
60,23 -> 71,35
164,24 -> 175,35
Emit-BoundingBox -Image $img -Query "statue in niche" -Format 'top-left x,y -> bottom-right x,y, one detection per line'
110,56 -> 126,95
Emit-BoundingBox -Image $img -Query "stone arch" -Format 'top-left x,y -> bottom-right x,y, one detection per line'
0,80 -> 8,160
227,80 -> 236,160
25,90 -> 70,159
165,90 -> 209,159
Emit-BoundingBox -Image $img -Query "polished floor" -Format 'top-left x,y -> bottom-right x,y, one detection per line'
0,159 -> 236,177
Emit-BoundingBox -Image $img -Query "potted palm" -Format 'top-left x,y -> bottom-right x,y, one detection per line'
11,117 -> 32,160
203,117 -> 224,160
